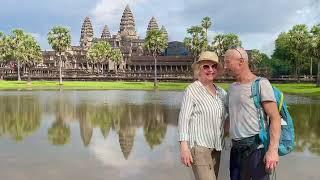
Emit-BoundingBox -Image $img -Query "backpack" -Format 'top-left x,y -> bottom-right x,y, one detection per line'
251,77 -> 295,156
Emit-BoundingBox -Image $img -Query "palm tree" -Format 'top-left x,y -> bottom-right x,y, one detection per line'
0,32 -> 8,80
201,16 -> 212,43
211,33 -> 242,56
144,29 -> 168,87
0,32 -> 6,61
0,32 -> 5,79
48,26 -> 71,84
5,29 -> 42,81
87,41 -> 112,74
111,48 -> 123,75
184,25 -> 207,62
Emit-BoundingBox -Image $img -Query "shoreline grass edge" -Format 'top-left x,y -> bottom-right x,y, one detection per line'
0,80 -> 319,97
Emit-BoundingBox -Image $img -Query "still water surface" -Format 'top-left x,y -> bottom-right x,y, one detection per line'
0,90 -> 319,180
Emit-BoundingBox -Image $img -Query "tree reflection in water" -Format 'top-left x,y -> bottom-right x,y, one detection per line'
291,103 -> 320,155
47,92 -> 72,146
143,103 -> 167,149
48,115 -> 71,145
2,93 -> 318,160
0,95 -> 41,141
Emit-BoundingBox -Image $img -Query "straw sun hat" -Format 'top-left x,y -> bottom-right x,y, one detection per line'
191,51 -> 223,73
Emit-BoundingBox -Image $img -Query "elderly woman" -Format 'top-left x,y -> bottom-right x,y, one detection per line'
178,51 -> 227,180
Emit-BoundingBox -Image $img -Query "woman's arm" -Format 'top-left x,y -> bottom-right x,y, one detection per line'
178,88 -> 194,167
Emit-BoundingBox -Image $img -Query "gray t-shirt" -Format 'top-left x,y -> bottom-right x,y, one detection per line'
227,78 -> 276,140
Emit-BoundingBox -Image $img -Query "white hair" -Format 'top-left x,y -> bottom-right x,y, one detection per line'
193,64 -> 200,79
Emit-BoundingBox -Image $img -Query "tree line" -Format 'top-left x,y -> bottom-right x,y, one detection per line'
184,17 -> 320,86
1,21 -> 320,86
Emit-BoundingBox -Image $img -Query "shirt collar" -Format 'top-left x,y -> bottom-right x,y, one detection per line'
196,80 -> 223,96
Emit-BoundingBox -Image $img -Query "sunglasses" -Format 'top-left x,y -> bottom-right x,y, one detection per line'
202,64 -> 218,70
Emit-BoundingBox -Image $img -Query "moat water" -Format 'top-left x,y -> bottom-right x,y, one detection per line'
0,90 -> 319,180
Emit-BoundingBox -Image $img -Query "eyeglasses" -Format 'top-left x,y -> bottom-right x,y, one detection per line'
202,64 -> 218,70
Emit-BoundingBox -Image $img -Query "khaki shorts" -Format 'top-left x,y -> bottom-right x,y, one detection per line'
191,145 -> 221,180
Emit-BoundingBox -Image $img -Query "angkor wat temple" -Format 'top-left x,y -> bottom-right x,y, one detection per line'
11,5 -> 194,81
0,5 -> 263,81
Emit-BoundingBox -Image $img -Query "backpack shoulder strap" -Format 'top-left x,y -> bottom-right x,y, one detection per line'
273,86 -> 284,112
251,77 -> 263,108
251,77 -> 267,132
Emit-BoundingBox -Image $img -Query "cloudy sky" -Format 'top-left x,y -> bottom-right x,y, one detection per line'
1,0 -> 319,55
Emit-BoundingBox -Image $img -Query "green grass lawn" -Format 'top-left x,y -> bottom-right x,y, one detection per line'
0,80 -> 319,97
273,83 -> 320,97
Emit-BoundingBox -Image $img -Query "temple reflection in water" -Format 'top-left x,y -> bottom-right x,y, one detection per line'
0,93 -> 179,159
0,92 -> 319,160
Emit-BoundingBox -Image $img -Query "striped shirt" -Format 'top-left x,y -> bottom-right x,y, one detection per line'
178,80 -> 227,151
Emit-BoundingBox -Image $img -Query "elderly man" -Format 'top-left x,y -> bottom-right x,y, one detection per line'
224,47 -> 281,180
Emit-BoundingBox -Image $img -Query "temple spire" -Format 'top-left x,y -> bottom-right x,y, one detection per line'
101,25 -> 111,39
80,16 -> 94,49
160,25 -> 168,41
146,16 -> 159,35
119,4 -> 138,39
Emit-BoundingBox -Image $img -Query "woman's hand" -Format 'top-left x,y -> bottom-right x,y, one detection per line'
180,141 -> 193,167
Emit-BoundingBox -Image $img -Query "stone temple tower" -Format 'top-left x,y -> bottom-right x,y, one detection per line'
80,17 -> 94,49
160,25 -> 168,41
119,5 -> 138,39
101,25 -> 111,39
146,16 -> 159,35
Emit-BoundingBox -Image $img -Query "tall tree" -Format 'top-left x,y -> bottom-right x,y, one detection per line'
87,41 -> 112,74
0,32 -> 9,80
310,24 -> 320,87
111,48 -> 123,75
211,33 -> 242,56
0,32 -> 7,62
273,32 -> 293,63
274,24 -> 311,79
250,49 -> 266,70
201,16 -> 212,44
250,49 -> 272,76
288,24 -> 311,79
5,29 -> 42,81
145,29 -> 168,87
48,26 -> 71,84
184,25 -> 207,62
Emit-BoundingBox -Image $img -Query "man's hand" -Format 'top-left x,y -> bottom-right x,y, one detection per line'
180,141 -> 193,167
264,149 -> 279,172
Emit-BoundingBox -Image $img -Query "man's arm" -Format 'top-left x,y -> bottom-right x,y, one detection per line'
262,101 -> 281,171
